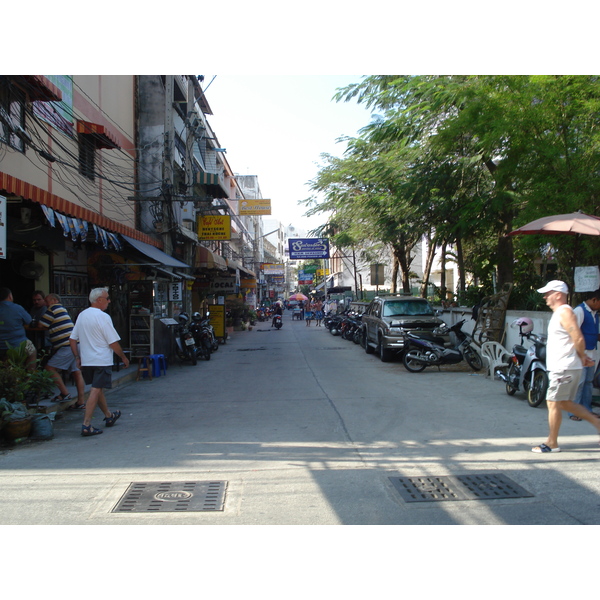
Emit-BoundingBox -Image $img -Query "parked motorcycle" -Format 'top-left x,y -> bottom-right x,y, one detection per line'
190,312 -> 213,361
273,314 -> 283,329
341,312 -> 362,341
174,312 -> 198,366
497,317 -> 548,408
325,312 -> 346,336
402,319 -> 483,373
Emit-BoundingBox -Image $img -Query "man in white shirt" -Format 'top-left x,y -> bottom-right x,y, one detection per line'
532,281 -> 600,453
70,287 -> 129,437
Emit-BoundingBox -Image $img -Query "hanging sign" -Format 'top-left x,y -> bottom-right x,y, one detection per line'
198,215 -> 231,240
168,282 -> 183,302
239,199 -> 272,215
263,263 -> 285,275
288,238 -> 329,259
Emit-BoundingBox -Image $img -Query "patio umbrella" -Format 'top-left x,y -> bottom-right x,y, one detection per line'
508,211 -> 600,237
289,293 -> 308,301
508,211 -> 600,292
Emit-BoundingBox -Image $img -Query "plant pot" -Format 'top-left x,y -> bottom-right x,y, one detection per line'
3,416 -> 32,441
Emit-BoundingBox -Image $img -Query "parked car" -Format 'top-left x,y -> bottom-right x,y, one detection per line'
361,295 -> 445,362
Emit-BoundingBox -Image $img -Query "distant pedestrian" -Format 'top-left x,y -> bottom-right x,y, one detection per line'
0,287 -> 36,370
39,293 -> 86,408
70,287 -> 129,437
569,288 -> 600,420
305,299 -> 313,326
531,281 -> 600,453
314,299 -> 323,326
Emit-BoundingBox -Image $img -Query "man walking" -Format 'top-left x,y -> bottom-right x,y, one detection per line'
70,287 -> 129,437
532,280 -> 600,453
39,293 -> 86,408
0,287 -> 36,370
569,289 -> 600,420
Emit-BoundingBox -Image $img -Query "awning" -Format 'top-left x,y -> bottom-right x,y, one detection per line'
14,76 -> 62,102
0,171 -> 161,248
122,234 -> 191,268
195,171 -> 228,197
195,245 -> 227,270
77,120 -> 120,150
227,258 -> 256,278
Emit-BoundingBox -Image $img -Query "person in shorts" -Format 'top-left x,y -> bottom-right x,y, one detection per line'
39,293 -> 86,408
532,281 -> 600,453
70,287 -> 129,437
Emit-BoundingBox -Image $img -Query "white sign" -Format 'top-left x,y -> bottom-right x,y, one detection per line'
0,195 -> 6,260
574,266 -> 600,292
209,277 -> 237,294
168,282 -> 183,301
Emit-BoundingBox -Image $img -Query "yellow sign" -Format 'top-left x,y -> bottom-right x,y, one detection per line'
239,199 -> 272,215
209,305 -> 225,338
198,215 -> 231,240
316,269 -> 330,276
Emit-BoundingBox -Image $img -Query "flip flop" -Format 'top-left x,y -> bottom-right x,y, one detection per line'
532,443 -> 561,453
68,403 -> 86,410
569,415 -> 582,421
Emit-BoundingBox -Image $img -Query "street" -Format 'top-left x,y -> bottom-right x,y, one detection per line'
1,310 -> 600,526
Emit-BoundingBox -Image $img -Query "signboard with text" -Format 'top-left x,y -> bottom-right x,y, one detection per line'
239,199 -> 272,215
198,215 -> 231,240
288,238 -> 329,259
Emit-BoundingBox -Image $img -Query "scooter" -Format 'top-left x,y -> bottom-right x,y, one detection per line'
272,314 -> 283,330
174,313 -> 197,366
497,318 -> 548,408
190,312 -> 212,361
402,319 -> 483,373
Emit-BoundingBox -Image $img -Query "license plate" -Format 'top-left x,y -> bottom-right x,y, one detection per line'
185,338 -> 195,346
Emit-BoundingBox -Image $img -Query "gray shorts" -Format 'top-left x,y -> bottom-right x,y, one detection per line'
81,366 -> 113,389
46,346 -> 80,372
546,369 -> 582,402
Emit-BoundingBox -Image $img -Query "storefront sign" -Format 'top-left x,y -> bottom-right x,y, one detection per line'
209,305 -> 225,338
198,215 -> 231,240
289,238 -> 329,259
574,266 -> 600,292
169,282 -> 183,302
239,199 -> 271,215
263,263 -> 285,275
209,277 -> 237,294
0,195 -> 6,260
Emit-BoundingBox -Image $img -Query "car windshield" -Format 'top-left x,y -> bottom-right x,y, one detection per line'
383,300 -> 434,317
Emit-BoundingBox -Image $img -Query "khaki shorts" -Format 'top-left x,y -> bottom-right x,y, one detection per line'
546,369 -> 582,402
46,346 -> 80,373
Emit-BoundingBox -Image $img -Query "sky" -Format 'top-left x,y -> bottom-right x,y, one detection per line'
201,75 -> 374,235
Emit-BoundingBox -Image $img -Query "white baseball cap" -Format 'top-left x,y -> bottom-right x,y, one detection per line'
537,280 -> 569,294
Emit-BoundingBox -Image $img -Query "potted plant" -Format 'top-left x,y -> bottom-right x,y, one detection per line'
248,310 -> 257,326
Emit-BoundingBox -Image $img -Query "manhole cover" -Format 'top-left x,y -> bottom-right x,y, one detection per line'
112,481 -> 227,513
389,473 -> 533,503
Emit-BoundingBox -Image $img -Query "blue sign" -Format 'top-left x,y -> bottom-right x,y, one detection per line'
288,238 -> 330,259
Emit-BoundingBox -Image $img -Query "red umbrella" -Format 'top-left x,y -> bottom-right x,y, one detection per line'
508,211 -> 600,236
288,293 -> 308,301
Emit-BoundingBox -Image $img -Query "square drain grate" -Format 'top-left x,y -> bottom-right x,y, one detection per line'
389,473 -> 533,503
112,481 -> 227,513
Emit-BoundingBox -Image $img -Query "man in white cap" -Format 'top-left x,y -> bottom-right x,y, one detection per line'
532,280 -> 600,453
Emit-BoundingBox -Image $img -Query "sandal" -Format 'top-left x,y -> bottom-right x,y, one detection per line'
81,424 -> 103,437
52,393 -> 72,402
68,403 -> 86,410
569,415 -> 582,421
103,411 -> 121,427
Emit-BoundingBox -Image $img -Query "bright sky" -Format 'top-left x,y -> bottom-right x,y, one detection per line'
202,75 -> 374,234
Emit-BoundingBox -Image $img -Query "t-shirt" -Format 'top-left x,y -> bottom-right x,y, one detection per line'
546,304 -> 582,373
0,301 -> 32,350
40,303 -> 75,350
70,307 -> 121,366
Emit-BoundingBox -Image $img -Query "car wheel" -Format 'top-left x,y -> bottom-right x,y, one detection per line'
378,336 -> 393,362
363,331 -> 374,353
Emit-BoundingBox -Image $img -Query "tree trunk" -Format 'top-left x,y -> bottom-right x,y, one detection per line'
455,237 -> 466,294
390,252 -> 399,294
420,234 -> 437,298
440,241 -> 447,300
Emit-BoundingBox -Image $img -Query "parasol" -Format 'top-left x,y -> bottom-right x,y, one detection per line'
508,211 -> 600,237
288,293 -> 308,301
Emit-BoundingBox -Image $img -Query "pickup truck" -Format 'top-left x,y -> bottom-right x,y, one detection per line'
361,295 -> 445,361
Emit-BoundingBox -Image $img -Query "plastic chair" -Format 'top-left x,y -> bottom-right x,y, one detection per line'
480,342 -> 511,379
150,354 -> 167,377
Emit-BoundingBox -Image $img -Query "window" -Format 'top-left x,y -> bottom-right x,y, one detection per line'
0,78 -> 26,153
78,134 -> 95,180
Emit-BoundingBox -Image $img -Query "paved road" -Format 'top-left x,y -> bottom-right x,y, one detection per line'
1,311 -> 599,525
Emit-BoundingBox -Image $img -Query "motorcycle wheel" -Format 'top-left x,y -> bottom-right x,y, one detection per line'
505,363 -> 518,396
528,370 -> 548,408
175,348 -> 187,362
403,349 -> 427,372
463,345 -> 483,371
189,349 -> 197,366
353,329 -> 361,344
